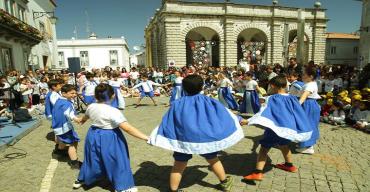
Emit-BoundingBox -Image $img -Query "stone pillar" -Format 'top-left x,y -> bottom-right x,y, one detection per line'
271,22 -> 283,65
224,19 -> 236,66
313,24 -> 326,65
164,17 -> 184,67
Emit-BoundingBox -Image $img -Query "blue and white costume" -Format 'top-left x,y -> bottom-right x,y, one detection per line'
83,80 -> 98,104
133,80 -> 161,98
108,80 -> 125,109
218,78 -> 238,110
248,94 -> 313,147
148,94 -> 244,154
77,103 -> 136,191
289,80 -> 304,98
239,79 -> 260,114
51,97 -> 80,144
299,82 -> 321,148
45,91 -> 60,120
169,77 -> 184,103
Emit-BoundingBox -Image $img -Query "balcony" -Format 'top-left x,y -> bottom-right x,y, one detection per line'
0,9 -> 43,45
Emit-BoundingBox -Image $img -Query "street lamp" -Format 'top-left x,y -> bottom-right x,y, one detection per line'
33,11 -> 58,24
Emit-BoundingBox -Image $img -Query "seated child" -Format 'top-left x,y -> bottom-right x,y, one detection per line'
353,100 -> 370,131
326,101 -> 346,126
51,84 -> 82,169
243,75 -> 313,181
73,83 -> 148,192
149,74 -> 245,192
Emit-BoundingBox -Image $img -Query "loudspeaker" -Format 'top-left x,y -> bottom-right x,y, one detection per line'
68,57 -> 81,73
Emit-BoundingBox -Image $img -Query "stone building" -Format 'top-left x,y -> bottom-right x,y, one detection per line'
145,0 -> 328,69
359,0 -> 370,69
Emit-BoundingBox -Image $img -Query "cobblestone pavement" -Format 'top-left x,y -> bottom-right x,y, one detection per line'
0,97 -> 369,192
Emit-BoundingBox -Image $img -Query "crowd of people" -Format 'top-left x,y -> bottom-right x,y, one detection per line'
0,58 -> 369,191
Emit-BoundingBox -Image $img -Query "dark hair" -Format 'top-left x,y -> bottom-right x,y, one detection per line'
288,71 -> 299,78
182,74 -> 203,95
245,72 -> 253,77
141,74 -> 148,78
61,84 -> 76,93
333,101 -> 343,108
47,79 -> 60,90
94,83 -> 114,103
305,67 -> 318,80
269,75 -> 287,89
86,72 -> 94,80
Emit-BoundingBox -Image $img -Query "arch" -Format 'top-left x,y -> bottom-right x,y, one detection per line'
236,28 -> 269,65
287,29 -> 310,64
288,24 -> 312,42
181,22 -> 224,41
185,26 -> 221,67
234,23 -> 271,42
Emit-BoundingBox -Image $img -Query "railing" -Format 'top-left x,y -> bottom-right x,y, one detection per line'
0,9 -> 43,41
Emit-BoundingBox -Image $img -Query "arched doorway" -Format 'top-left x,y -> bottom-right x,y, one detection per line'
288,30 -> 309,64
237,28 -> 268,66
185,27 -> 220,67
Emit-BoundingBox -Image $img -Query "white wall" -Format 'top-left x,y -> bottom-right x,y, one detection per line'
326,39 -> 359,66
58,45 -> 129,70
360,0 -> 370,68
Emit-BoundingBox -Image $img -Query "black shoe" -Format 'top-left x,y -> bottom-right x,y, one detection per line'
68,160 -> 82,170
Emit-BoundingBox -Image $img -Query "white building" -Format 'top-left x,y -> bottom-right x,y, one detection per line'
359,0 -> 370,69
130,51 -> 146,68
57,34 -> 130,70
0,0 -> 57,73
325,33 -> 359,66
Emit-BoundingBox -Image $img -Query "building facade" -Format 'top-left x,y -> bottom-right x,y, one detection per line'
0,0 -> 57,73
359,0 -> 370,69
57,35 -> 130,70
145,0 -> 328,69
130,51 -> 146,68
325,33 -> 359,66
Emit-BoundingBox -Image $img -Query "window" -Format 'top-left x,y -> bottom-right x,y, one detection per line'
58,52 -> 65,67
109,50 -> 118,65
18,5 -> 25,21
80,51 -> 89,67
354,47 -> 358,54
330,47 -> 336,55
4,0 -> 13,14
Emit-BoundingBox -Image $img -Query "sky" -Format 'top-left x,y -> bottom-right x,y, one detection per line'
55,0 -> 363,52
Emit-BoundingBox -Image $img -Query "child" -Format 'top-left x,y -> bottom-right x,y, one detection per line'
19,77 -> 33,108
326,101 -> 346,125
73,83 -> 148,192
239,72 -> 261,114
149,75 -> 244,192
108,72 -> 125,110
217,73 -> 238,110
132,74 -> 162,107
80,72 -> 98,105
45,79 -> 63,120
297,68 -> 321,154
169,71 -> 185,104
51,84 -> 82,169
244,75 -> 312,181
287,71 -> 304,98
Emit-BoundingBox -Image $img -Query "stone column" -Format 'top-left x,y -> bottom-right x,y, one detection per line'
271,22 -> 283,65
164,17 -> 184,67
224,19 -> 236,66
313,23 -> 326,65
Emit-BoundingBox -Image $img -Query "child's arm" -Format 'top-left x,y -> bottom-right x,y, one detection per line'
118,122 -> 149,141
79,115 -> 89,125
299,91 -> 310,104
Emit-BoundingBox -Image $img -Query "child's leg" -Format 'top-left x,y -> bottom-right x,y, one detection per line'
255,146 -> 270,171
136,97 -> 142,106
149,97 -> 157,106
170,161 -> 187,191
279,145 -> 292,164
206,157 -> 226,181
68,142 -> 78,161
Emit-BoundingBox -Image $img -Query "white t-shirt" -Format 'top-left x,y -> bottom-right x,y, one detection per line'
109,80 -> 123,88
84,80 -> 98,96
334,78 -> 343,88
130,71 -> 140,80
302,81 -> 321,99
324,79 -> 335,92
244,80 -> 258,91
86,103 -> 127,129
220,78 -> 232,87
268,72 -> 278,80
175,77 -> 183,84
133,80 -> 161,92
